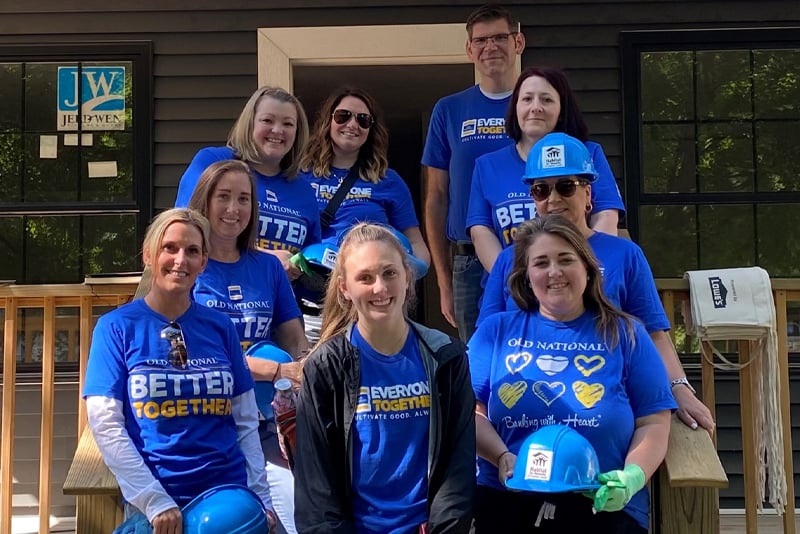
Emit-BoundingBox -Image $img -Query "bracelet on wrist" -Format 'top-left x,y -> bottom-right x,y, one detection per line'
496,450 -> 512,466
270,363 -> 281,382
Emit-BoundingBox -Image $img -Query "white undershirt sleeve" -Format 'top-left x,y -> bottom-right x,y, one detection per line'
231,389 -> 274,512
85,395 -> 177,522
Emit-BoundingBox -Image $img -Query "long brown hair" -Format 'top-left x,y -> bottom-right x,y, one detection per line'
227,86 -> 309,179
507,215 -> 635,348
299,87 -> 389,184
187,159 -> 258,252
317,223 -> 416,345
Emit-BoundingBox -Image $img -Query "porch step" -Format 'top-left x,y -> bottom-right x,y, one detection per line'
10,515 -> 76,534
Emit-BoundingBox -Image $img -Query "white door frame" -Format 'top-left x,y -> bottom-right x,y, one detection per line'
257,24 -> 480,91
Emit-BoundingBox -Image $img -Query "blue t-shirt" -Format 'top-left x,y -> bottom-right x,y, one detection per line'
82,299 -> 255,506
478,232 -> 670,333
466,142 -> 625,247
468,310 -> 676,529
192,250 -> 301,353
351,325 -> 429,533
175,146 -> 321,254
422,85 -> 513,242
299,167 -> 419,246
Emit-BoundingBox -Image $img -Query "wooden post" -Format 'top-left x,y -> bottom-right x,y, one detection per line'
774,290 -> 797,534
700,340 -> 718,448
78,295 -> 93,434
39,297 -> 56,534
0,297 -> 18,534
738,341 -> 758,534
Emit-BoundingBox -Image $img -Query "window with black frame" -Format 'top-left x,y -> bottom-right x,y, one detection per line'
0,43 -> 151,370
621,29 -> 800,279
0,43 -> 152,285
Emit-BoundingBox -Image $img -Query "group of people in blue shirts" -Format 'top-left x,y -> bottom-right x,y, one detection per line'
83,4 -> 717,534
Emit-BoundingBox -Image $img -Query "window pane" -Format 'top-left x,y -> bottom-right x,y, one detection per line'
756,121 -> 800,192
696,50 -> 752,120
697,123 -> 754,192
23,133 -> 80,202
639,205 -> 697,277
24,62 -> 67,132
0,133 -> 22,201
80,132 -> 134,201
0,63 -> 22,132
640,51 -> 694,121
642,124 -> 696,193
758,204 -> 800,276
754,49 -> 800,120
0,217 -> 23,282
25,216 -> 81,283
698,204 -> 755,269
83,214 -> 138,275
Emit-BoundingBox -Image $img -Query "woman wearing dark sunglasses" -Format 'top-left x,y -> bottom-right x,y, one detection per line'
478,132 -> 715,434
466,66 -> 625,274
83,208 -> 276,533
298,87 -> 430,263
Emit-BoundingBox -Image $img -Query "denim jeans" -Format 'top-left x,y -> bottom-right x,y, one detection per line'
452,253 -> 484,342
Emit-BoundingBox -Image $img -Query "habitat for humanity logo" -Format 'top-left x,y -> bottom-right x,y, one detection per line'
542,145 -> 565,169
708,276 -> 728,309
57,66 -> 125,131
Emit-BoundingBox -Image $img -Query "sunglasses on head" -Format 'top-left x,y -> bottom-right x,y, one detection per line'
161,321 -> 188,368
529,179 -> 588,202
332,109 -> 374,129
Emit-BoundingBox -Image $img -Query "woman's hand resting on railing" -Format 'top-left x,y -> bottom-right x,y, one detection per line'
673,385 -> 715,434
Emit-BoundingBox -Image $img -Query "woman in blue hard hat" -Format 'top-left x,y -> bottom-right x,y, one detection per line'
188,159 -> 307,534
468,214 -> 675,533
466,66 -> 625,274
478,132 -> 715,433
83,208 -> 275,533
294,223 -> 475,533
175,86 -> 321,282
297,87 -> 430,341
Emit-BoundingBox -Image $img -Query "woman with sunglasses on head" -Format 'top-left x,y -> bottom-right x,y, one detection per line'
478,132 -> 715,433
297,87 -> 430,342
188,159 -> 307,534
469,213 -> 674,533
466,66 -> 625,274
83,208 -> 276,534
294,223 -> 474,534
175,86 -> 321,282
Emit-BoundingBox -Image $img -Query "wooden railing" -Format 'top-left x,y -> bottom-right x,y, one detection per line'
0,276 -> 796,533
0,278 -> 138,534
656,278 -> 797,534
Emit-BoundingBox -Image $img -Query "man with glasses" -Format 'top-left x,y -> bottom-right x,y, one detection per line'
422,4 -> 524,342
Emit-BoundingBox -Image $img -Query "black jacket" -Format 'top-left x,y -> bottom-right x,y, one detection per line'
294,321 -> 476,533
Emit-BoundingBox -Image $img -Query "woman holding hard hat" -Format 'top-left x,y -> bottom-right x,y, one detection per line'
468,212 -> 675,532
187,159 -> 307,533
83,208 -> 275,533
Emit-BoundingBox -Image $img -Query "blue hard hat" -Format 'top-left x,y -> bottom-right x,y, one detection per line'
387,228 -> 429,280
244,341 -> 293,417
522,132 -> 598,185
505,424 -> 601,493
300,242 -> 338,272
182,484 -> 268,534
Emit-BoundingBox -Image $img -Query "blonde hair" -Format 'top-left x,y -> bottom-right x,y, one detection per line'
226,86 -> 309,179
187,159 -> 258,252
142,208 -> 210,268
317,223 -> 415,345
299,87 -> 389,184
507,215 -> 635,348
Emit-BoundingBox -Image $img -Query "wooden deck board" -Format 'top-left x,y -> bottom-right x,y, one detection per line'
720,513 -> 800,534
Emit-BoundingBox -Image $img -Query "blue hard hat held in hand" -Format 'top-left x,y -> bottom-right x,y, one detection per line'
182,484 -> 268,534
292,242 -> 338,294
245,341 -> 293,417
505,424 -> 602,493
386,227 -> 429,280
522,132 -> 599,185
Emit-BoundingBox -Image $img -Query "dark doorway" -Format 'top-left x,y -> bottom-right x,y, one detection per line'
294,64 -> 473,334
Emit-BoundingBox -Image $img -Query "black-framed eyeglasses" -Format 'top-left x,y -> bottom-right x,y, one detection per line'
470,31 -> 519,49
332,109 -> 374,129
161,322 -> 188,368
529,179 -> 589,202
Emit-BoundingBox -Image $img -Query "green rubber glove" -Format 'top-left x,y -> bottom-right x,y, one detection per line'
592,464 -> 646,513
289,252 -> 314,277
